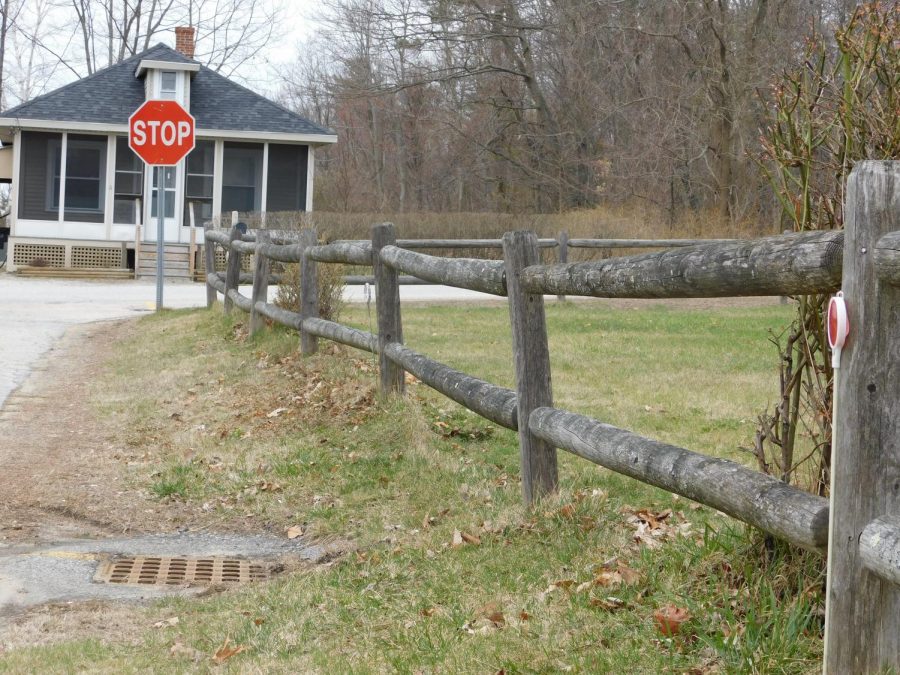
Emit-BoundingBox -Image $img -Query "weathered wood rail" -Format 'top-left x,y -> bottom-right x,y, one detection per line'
204,161 -> 900,673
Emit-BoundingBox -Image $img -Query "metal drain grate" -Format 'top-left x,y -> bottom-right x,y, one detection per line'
94,556 -> 270,586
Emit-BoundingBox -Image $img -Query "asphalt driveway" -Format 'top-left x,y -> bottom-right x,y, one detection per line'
0,275 -> 210,408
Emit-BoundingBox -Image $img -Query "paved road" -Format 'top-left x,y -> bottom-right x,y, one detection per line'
0,274 -> 495,408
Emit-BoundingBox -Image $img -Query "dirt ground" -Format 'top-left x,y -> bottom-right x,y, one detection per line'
0,320 -> 201,547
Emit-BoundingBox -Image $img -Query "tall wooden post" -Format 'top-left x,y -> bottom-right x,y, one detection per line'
223,226 -> 242,315
249,230 -> 270,336
824,161 -> 900,673
134,225 -> 141,280
556,230 -> 568,303
372,223 -> 405,395
503,230 -> 558,504
299,227 -> 319,356
203,225 -> 217,309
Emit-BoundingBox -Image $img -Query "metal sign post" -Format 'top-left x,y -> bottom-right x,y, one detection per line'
156,166 -> 165,310
128,99 -> 195,311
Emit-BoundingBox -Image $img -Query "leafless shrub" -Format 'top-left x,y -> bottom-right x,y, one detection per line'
274,262 -> 346,323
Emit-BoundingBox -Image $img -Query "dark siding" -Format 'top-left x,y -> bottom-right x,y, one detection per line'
265,144 -> 308,212
19,131 -> 60,221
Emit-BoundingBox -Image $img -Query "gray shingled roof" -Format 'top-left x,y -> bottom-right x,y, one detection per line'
0,44 -> 333,138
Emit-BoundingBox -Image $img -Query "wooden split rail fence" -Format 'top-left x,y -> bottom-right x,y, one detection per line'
205,161 -> 900,673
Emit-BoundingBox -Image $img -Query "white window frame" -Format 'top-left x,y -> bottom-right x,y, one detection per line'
159,70 -> 178,99
185,139 -> 215,227
112,135 -> 144,226
150,165 -> 177,220
222,145 -> 264,213
46,136 -> 106,214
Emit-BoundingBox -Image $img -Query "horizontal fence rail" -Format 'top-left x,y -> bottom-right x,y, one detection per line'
254,301 -> 302,330
344,275 -> 430,286
384,342 -> 518,429
335,238 -> 559,250
255,242 -> 305,264
226,288 -> 252,312
567,238 -> 737,248
874,230 -> 900,284
859,516 -> 900,586
302,317 -> 378,354
380,246 -> 507,296
307,242 -> 373,266
522,230 -> 844,299
204,163 -> 900,672
528,407 -> 829,552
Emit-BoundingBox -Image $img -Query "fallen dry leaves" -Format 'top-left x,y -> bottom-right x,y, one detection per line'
451,529 -> 481,548
590,596 -> 626,611
461,602 -> 508,634
622,506 -> 693,549
212,638 -> 247,664
653,604 -> 692,636
153,616 -> 179,629
286,524 -> 304,539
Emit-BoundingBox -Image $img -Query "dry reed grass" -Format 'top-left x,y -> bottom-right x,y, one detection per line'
216,203 -> 769,263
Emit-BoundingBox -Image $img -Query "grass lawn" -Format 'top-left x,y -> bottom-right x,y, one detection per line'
0,299 -> 824,674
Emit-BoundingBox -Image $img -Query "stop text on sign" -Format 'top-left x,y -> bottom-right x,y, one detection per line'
128,99 -> 195,166
131,119 -> 192,147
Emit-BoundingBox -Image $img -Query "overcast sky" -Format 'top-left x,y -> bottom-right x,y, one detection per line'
12,0 -> 320,104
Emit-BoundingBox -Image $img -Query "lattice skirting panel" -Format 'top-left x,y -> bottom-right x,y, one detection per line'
72,246 -> 125,268
12,243 -> 66,268
198,246 -> 250,272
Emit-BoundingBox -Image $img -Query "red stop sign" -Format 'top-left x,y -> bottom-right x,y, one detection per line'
128,100 -> 195,166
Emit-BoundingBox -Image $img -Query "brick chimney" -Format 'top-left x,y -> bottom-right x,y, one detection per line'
174,26 -> 196,59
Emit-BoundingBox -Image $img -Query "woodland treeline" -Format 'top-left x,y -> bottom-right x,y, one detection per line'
284,0 -> 869,221
0,0 -> 891,224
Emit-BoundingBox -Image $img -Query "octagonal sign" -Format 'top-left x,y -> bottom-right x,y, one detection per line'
129,100 -> 195,166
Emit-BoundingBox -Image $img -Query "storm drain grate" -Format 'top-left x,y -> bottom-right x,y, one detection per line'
94,556 -> 270,586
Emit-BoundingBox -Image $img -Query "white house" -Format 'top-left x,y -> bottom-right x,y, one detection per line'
0,28 -> 336,275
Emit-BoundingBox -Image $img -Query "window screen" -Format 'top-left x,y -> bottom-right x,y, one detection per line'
185,140 -> 214,225
265,144 -> 308,212
62,134 -> 107,223
114,137 -> 144,224
160,71 -> 177,99
18,131 -> 61,221
222,142 -> 263,213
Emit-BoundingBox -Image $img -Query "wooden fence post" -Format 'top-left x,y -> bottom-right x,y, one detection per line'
223,226 -> 242,315
503,230 -> 558,504
372,223 -> 405,395
204,225 -> 217,309
249,230 -> 270,336
824,161 -> 900,673
133,225 -> 141,280
557,230 -> 568,302
300,227 -> 319,355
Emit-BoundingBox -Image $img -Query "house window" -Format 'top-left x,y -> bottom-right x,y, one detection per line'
113,137 -> 144,224
266,144 -> 308,212
184,140 -> 214,225
49,139 -> 104,212
222,142 -> 263,213
46,134 -> 107,223
160,71 -> 177,99
18,131 -> 60,221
